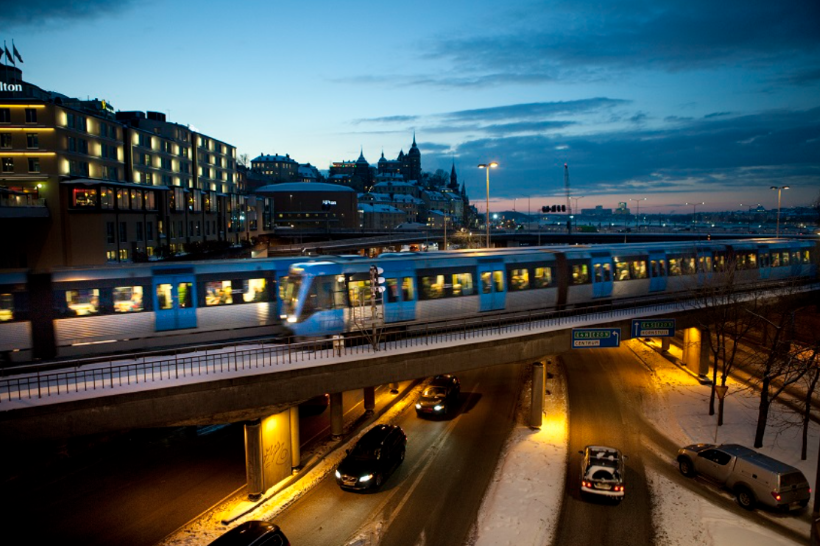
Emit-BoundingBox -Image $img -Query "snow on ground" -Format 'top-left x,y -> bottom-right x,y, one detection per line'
469,362 -> 569,546
630,339 -> 815,546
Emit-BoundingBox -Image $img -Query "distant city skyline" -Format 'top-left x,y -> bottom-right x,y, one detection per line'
4,0 -> 819,213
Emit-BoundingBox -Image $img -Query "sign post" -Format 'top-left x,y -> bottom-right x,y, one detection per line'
571,328 -> 621,349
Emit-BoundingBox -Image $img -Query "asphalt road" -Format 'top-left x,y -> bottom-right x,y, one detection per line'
271,362 -> 525,546
553,347 -> 655,546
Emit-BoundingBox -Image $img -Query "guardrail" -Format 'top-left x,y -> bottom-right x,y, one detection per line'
1,280 -> 816,404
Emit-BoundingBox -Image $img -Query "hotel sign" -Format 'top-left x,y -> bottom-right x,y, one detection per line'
0,82 -> 23,92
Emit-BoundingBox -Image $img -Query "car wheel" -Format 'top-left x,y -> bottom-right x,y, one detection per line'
799,499 -> 810,509
735,486 -> 755,510
678,457 -> 695,477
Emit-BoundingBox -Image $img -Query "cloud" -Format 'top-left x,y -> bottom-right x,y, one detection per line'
356,115 -> 420,124
440,99 -> 628,122
421,0 -> 820,86
422,105 -> 820,203
0,0 -> 138,29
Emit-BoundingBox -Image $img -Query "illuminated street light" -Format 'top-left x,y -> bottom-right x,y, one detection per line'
630,197 -> 646,227
770,186 -> 789,237
478,162 -> 499,248
685,201 -> 704,228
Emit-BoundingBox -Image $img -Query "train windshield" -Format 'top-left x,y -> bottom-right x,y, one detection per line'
279,274 -> 303,317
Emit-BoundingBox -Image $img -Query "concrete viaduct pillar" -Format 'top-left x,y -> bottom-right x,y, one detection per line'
530,361 -> 545,427
682,327 -> 710,377
330,392 -> 344,438
363,386 -> 375,414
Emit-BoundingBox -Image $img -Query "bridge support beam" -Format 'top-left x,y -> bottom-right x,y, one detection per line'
290,406 -> 300,470
660,337 -> 670,354
330,392 -> 343,438
363,386 -> 375,415
244,408 -> 299,501
682,327 -> 709,377
530,361 -> 545,427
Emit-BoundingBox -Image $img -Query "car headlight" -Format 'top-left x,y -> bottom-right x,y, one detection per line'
359,474 -> 373,483
434,404 -> 444,411
335,470 -> 341,479
415,403 -> 422,409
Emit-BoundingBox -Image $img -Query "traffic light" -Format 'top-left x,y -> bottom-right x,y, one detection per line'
541,206 -> 549,213
561,205 -> 566,212
370,265 -> 385,297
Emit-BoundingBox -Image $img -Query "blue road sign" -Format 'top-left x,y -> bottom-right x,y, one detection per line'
572,328 -> 621,349
631,319 -> 676,338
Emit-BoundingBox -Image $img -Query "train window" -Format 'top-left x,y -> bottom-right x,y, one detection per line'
681,257 -> 696,275
650,260 -> 659,277
0,292 -> 13,321
493,270 -> 504,292
178,283 -> 193,308
510,268 -> 530,291
113,286 -> 144,313
157,284 -> 173,310
668,258 -> 681,276
348,280 -> 371,306
386,279 -> 400,303
698,256 -> 712,273
481,272 -> 492,294
242,279 -> 268,303
780,251 -> 789,266
420,275 -> 445,300
759,253 -> 769,268
631,260 -> 648,279
615,259 -> 630,281
571,264 -> 589,284
791,251 -> 799,265
66,289 -> 100,316
534,266 -> 553,287
451,273 -> 474,296
802,250 -> 811,264
747,252 -> 758,268
402,277 -> 415,301
658,260 -> 666,276
205,281 -> 233,306
771,252 -> 781,267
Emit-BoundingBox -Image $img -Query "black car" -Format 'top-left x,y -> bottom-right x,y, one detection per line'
335,424 -> 407,491
415,374 -> 460,417
207,521 -> 289,546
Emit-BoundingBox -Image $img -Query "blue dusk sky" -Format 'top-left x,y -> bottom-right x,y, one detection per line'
3,0 -> 819,214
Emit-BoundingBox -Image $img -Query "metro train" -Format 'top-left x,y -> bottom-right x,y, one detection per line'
0,255 -> 324,362
0,239 -> 815,363
278,239 -> 818,338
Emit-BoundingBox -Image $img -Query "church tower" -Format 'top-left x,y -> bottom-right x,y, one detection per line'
403,133 -> 421,182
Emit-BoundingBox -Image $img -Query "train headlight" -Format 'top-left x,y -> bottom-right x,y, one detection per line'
287,315 -> 297,323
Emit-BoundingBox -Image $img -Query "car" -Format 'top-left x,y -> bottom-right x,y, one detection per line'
415,374 -> 460,417
207,520 -> 289,546
579,445 -> 627,501
335,424 -> 407,491
677,443 -> 811,511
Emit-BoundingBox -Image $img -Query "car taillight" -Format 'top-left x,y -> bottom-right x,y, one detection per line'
771,491 -> 782,501
614,485 -> 624,492
582,481 -> 592,488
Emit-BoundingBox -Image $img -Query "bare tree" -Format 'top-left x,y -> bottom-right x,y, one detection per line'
745,300 -> 814,448
687,255 -> 763,422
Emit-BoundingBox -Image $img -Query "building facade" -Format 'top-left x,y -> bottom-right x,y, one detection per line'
0,69 -> 268,269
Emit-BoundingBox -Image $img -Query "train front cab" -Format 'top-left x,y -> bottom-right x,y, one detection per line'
280,261 -> 347,337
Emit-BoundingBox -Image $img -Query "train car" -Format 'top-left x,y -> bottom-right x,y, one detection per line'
0,255 -> 323,362
279,239 -> 818,339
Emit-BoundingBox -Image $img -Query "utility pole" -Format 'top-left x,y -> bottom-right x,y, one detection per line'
564,163 -> 572,234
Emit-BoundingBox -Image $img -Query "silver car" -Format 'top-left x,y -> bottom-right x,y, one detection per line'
579,445 -> 627,500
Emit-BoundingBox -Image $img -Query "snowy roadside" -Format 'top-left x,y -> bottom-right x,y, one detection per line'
469,360 -> 569,546
631,339 -> 815,546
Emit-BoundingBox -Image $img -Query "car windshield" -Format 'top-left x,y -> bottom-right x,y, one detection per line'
422,387 -> 446,397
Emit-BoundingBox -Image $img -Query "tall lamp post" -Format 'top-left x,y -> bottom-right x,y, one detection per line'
478,162 -> 498,248
630,197 -> 646,228
571,196 -> 584,231
770,186 -> 789,237
686,201 -> 704,230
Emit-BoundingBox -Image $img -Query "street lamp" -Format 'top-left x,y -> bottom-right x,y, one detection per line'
478,162 -> 498,248
770,186 -> 789,237
571,196 -> 584,231
685,201 -> 704,228
630,197 -> 646,227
